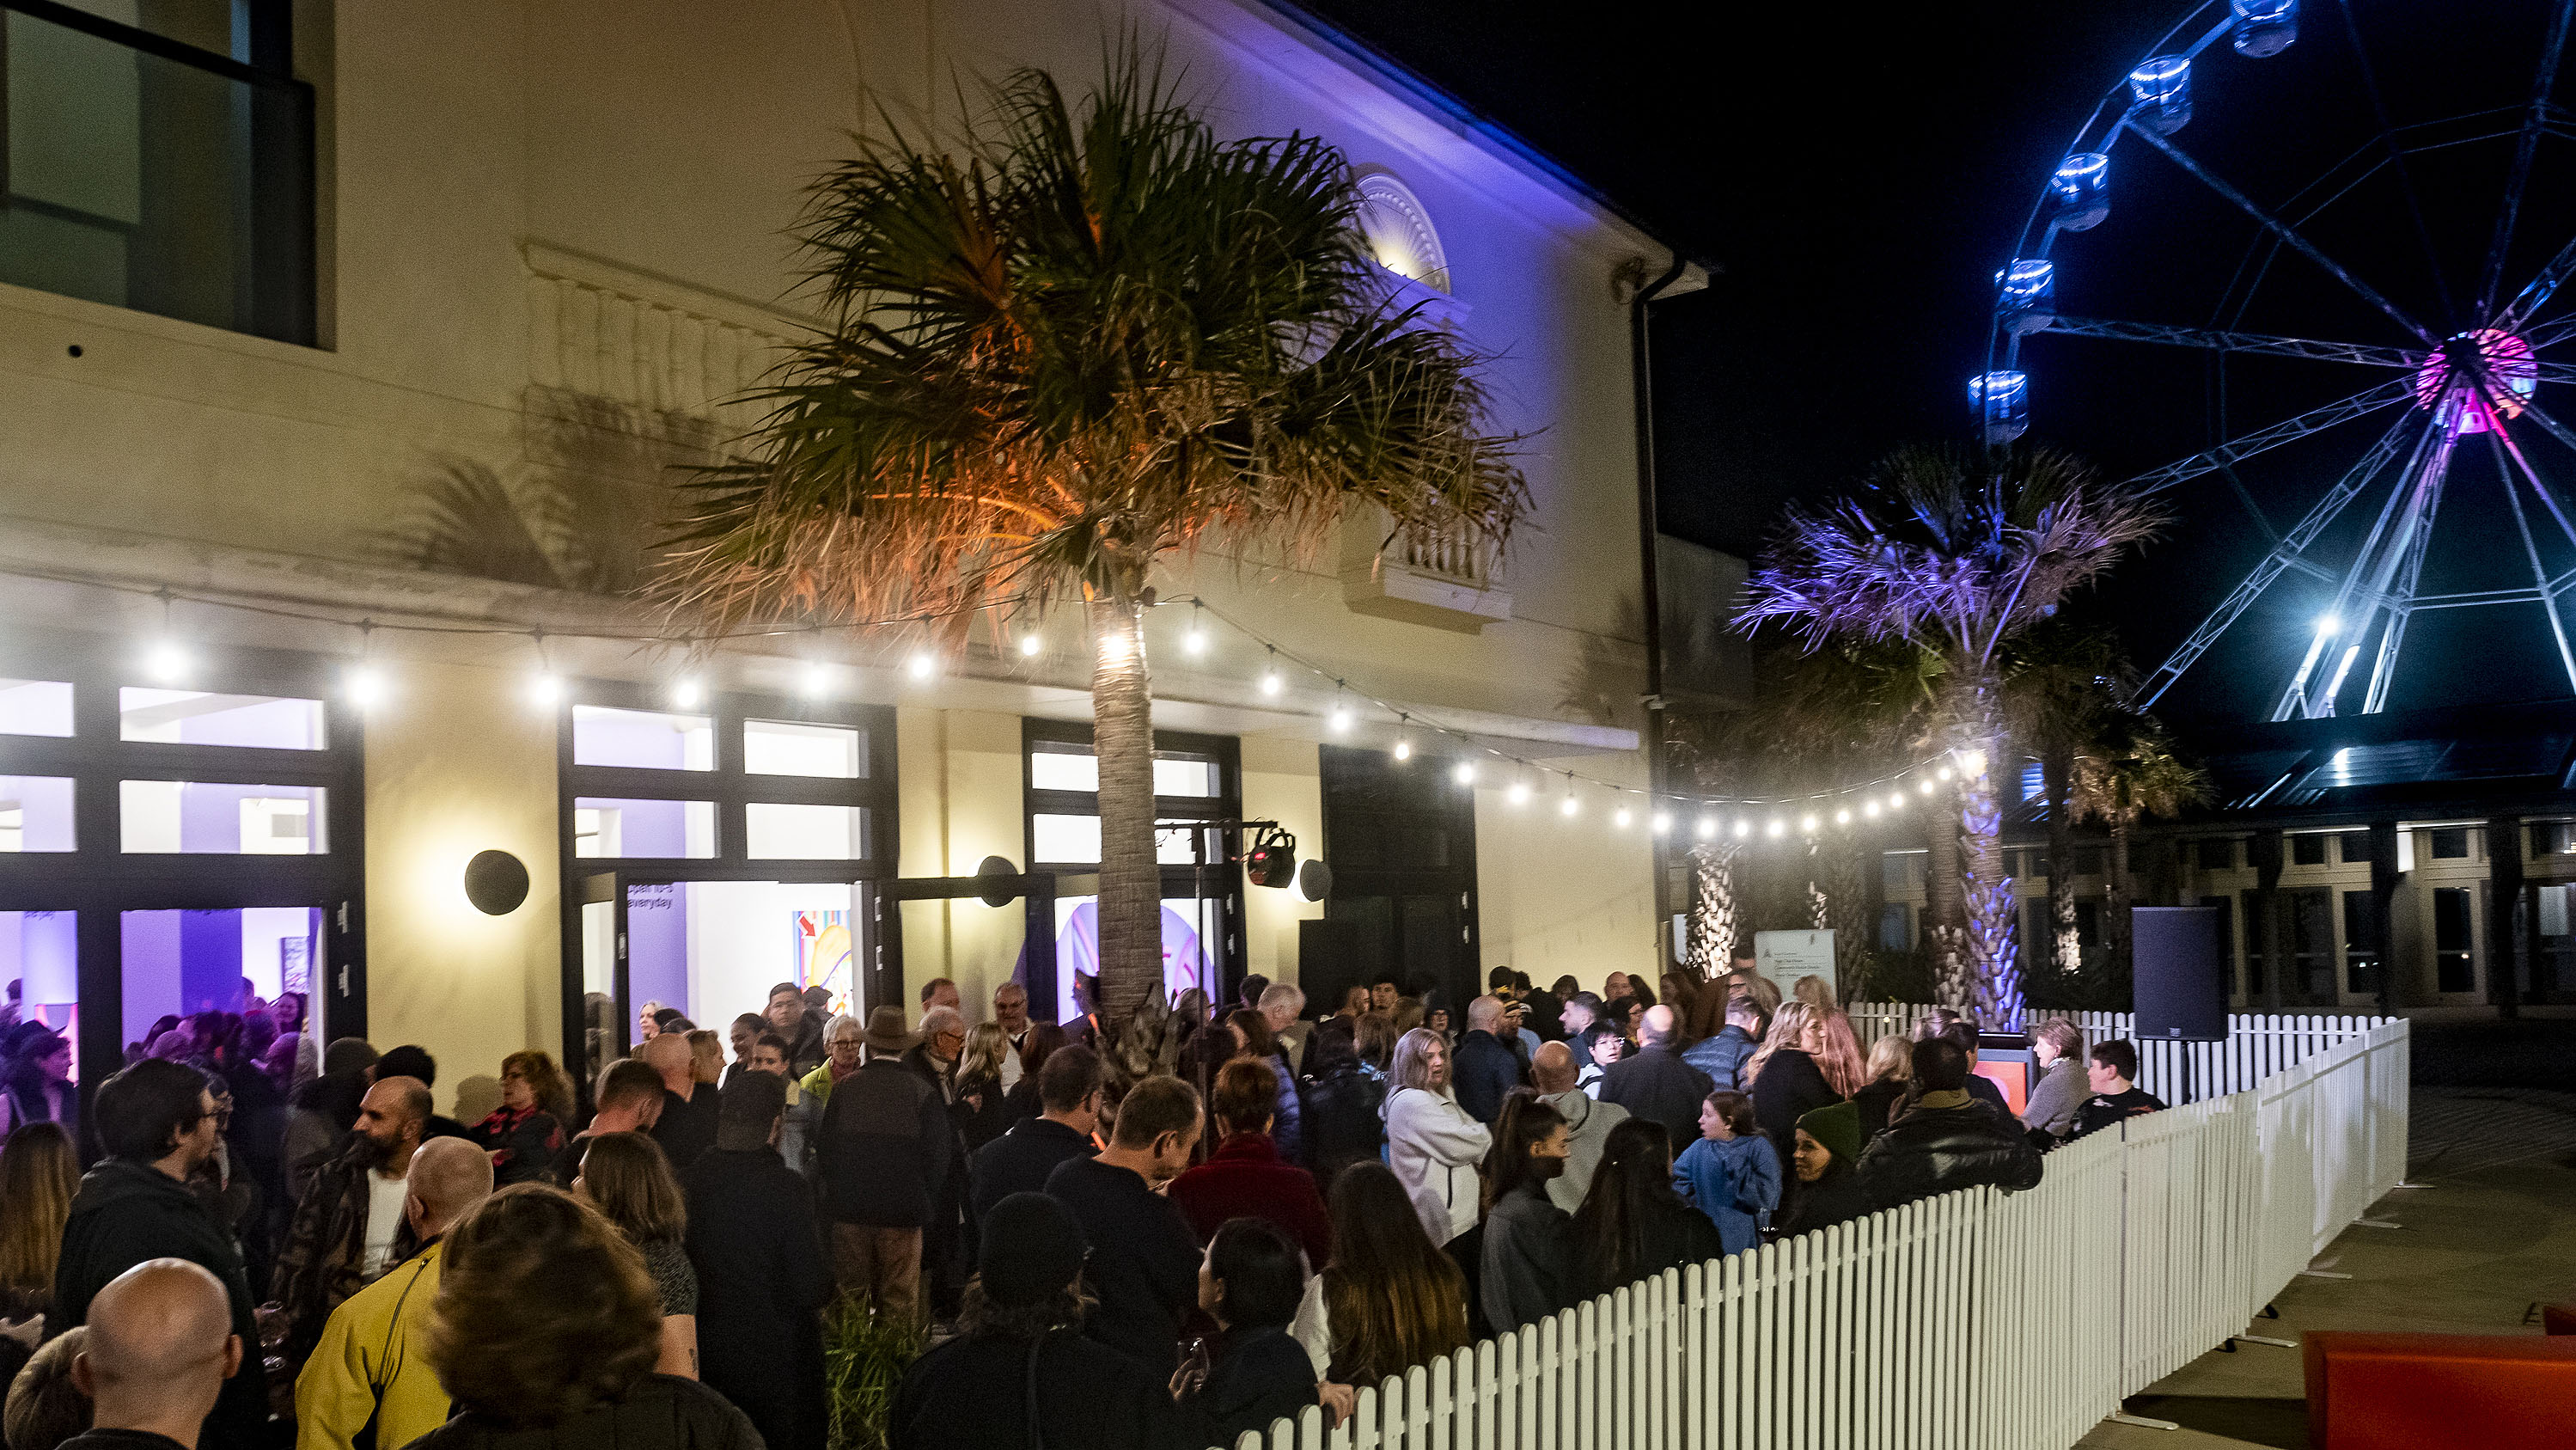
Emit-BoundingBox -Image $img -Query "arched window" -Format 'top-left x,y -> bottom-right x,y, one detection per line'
1352,168 -> 1451,294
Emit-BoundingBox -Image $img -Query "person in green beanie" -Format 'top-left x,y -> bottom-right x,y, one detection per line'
1778,1100 -> 1870,1238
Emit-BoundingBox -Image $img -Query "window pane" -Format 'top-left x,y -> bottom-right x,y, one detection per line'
0,776 -> 76,851
1157,821 -> 1220,866
2430,828 -> 2470,860
1032,813 -> 1101,865
1030,748 -> 1098,792
574,798 -> 716,859
0,679 -> 75,737
745,803 -> 866,860
120,688 -> 325,749
2336,831 -> 2372,865
1153,756 -> 1219,797
2292,835 -> 2327,866
120,781 -> 324,853
571,706 -> 714,770
2197,838 -> 2235,870
744,720 -> 864,778
1,910 -> 82,1077
627,882 -> 859,1043
119,907 -> 323,1046
1048,895 -> 1220,1022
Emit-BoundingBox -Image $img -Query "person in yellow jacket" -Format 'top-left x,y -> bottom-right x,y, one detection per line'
293,1138 -> 494,1449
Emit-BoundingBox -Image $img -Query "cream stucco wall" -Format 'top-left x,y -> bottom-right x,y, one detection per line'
361,658 -> 561,1116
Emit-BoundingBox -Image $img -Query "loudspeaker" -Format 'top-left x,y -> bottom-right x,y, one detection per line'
2132,906 -> 2227,1041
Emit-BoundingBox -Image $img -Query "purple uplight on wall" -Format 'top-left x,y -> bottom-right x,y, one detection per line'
626,883 -> 692,1022
573,707 -> 713,770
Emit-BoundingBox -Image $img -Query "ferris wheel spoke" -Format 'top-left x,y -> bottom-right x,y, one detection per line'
2122,120 -> 2436,345
2504,235 -> 2576,331
2127,377 -> 2420,493
2480,0 -> 2576,320
2487,424 -> 2576,694
2280,415 -> 2457,719
2527,315 -> 2576,352
2136,409 -> 2427,708
2330,0 -> 2463,329
2032,315 -> 2421,368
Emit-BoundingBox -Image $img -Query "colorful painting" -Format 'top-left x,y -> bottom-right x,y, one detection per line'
795,910 -> 854,1019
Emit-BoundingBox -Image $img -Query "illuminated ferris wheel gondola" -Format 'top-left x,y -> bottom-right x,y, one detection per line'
1981,0 -> 2576,719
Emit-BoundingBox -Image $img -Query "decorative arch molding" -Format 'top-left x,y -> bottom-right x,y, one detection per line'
1351,167 -> 1453,296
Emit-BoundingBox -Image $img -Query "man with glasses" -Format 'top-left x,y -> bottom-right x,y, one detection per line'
902,1006 -> 969,1324
991,982 -> 1033,1093
52,1058 -> 271,1448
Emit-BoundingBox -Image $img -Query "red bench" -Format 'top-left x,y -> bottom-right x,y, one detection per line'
2305,1331 -> 2576,1447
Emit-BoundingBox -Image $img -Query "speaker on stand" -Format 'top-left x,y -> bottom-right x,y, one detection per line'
2132,905 -> 2226,1104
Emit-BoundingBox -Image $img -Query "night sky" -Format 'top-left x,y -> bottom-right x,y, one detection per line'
1297,0 -> 2576,724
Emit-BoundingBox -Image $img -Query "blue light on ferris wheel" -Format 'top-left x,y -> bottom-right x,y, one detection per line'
2049,153 -> 2109,232
1971,371 -> 2030,444
2128,56 -> 2193,135
2231,0 -> 2299,58
1997,259 -> 2055,333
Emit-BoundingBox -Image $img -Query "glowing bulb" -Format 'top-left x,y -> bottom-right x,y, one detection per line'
528,671 -> 564,708
1614,807 -> 1633,829
1865,802 -> 1880,819
1260,670 -> 1283,697
672,677 -> 705,709
1508,782 -> 1531,806
1734,819 -> 1750,838
908,652 -> 937,679
1937,767 -> 1952,782
1099,631 -> 1131,664
143,639 -> 190,685
1919,780 -> 1935,795
2315,613 -> 2341,636
1328,703 -> 1352,733
1184,625 -> 1208,656
1767,818 -> 1785,837
1018,633 -> 1043,658
1560,794 -> 1579,817
1453,762 -> 1476,786
1891,792 -> 1907,809
1801,815 -> 1818,832
799,662 -> 835,698
346,665 -> 387,711
1835,809 -> 1851,825
1694,817 -> 1715,840
1392,737 -> 1412,762
1956,749 -> 1987,778
1651,812 -> 1672,834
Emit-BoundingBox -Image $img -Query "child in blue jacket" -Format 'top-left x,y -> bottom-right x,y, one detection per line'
1671,1090 -> 1781,1254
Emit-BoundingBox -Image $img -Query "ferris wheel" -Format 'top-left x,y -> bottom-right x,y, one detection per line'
1980,0 -> 2576,720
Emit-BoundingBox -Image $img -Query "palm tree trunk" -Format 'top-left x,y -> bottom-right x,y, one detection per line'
1089,599 -> 1161,1021
1924,798 -> 1968,1007
1956,669 -> 2024,1029
2044,746 -> 2079,976
1688,843 -> 1738,972
1824,831 -> 1870,999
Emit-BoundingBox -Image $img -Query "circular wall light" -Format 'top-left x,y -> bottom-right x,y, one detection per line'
463,849 -> 531,916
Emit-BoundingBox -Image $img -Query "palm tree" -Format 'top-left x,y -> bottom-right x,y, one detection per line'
1737,446 -> 2164,1027
2005,622 -> 2132,981
659,58 -> 1526,1021
2071,712 -> 2212,978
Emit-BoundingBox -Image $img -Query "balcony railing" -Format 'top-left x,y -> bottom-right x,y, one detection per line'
521,241 -> 804,440
0,0 -> 314,345
1340,508 -> 1511,627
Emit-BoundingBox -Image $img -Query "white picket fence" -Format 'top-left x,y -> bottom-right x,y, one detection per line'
1230,1013 -> 2409,1450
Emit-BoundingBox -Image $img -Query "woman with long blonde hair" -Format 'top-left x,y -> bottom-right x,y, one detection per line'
951,1021 -> 1016,1153
1811,1007 -> 1868,1098
1853,1031 -> 1915,1141
0,1122 -> 77,1324
1743,1001 -> 1844,1169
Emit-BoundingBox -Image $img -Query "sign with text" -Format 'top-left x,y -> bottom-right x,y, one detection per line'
1753,930 -> 1834,1002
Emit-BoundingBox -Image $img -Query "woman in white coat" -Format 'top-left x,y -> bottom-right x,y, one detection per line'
1384,1027 -> 1492,1246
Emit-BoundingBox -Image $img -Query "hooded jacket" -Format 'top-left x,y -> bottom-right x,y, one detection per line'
50,1158 -> 268,1447
1384,1085 -> 1491,1246
1854,1092 -> 2045,1211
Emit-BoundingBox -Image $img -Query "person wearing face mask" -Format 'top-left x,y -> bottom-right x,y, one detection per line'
1476,1092 -> 1577,1336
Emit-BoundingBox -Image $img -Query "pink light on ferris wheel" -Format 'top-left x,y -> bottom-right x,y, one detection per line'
2416,328 -> 2536,435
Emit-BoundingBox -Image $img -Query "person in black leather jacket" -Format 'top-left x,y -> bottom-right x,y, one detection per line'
1450,998 -> 1526,1126
1299,1019 -> 1388,1200
1854,1037 -> 2042,1213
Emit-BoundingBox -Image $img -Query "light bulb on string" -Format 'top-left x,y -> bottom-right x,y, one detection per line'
1559,774 -> 1578,817
345,621 -> 386,712
1801,814 -> 1819,833
1735,819 -> 1751,838
1936,767 -> 1951,781
800,661 -> 836,698
1614,806 -> 1633,829
1327,684 -> 1353,734
527,630 -> 563,710
1184,604 -> 1208,656
1507,777 -> 1530,807
1891,792 -> 1907,809
1650,811 -> 1672,834
1392,714 -> 1412,762
1864,801 -> 1880,819
1835,809 -> 1851,825
1453,761 -> 1476,786
1018,632 -> 1043,658
1767,818 -> 1785,837
1919,779 -> 1936,795
1259,646 -> 1283,697
910,651 -> 940,680
141,590 -> 190,685
1694,816 -> 1715,841
672,676 -> 705,710
1956,749 -> 1987,778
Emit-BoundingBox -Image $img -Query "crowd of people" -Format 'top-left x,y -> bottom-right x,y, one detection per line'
0,957 -> 2168,1450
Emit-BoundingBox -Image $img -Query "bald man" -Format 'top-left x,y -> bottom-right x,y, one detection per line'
1450,994 -> 1526,1125
67,1258 -> 241,1450
274,1076 -> 431,1371
1597,1002 -> 1715,1153
1532,1041 -> 1628,1213
294,1138 -> 493,1450
642,1033 -> 717,1172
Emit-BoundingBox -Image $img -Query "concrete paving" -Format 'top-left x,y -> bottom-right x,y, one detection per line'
2075,1086 -> 2576,1450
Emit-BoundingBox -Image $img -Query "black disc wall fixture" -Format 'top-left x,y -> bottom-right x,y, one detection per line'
464,849 -> 532,915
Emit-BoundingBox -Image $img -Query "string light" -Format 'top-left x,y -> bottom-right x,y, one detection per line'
1260,646 -> 1283,696
528,671 -> 564,708
1864,801 -> 1880,819
1560,774 -> 1579,817
1327,684 -> 1353,734
1184,604 -> 1208,656
1508,779 -> 1531,807
800,662 -> 836,698
1614,806 -> 1633,829
1694,817 -> 1715,841
1453,761 -> 1477,786
1392,714 -> 1412,762
1734,819 -> 1751,838
672,676 -> 705,709
1937,767 -> 1952,781
1651,811 -> 1671,834
1767,818 -> 1785,837
908,652 -> 937,680
1835,809 -> 1851,825
1920,779 -> 1937,794
1956,749 -> 1987,777
1018,632 -> 1043,658
1891,792 -> 1908,809
345,621 -> 385,712
1800,814 -> 1819,833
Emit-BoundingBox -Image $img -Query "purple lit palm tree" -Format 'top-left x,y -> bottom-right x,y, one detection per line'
1737,447 -> 2164,1026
